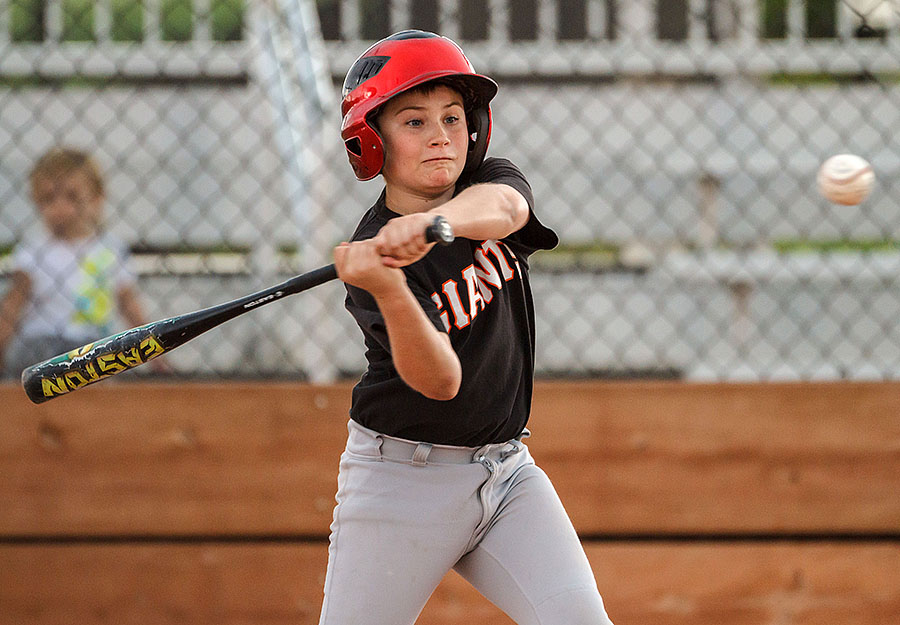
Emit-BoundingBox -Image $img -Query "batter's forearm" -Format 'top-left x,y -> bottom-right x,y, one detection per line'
376,288 -> 461,401
430,183 -> 528,241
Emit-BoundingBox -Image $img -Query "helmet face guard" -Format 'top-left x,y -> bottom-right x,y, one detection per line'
341,30 -> 498,181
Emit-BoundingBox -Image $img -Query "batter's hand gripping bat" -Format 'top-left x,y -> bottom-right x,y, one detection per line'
21,217 -> 454,404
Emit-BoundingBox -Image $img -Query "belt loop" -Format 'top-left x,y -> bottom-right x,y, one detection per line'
411,443 -> 432,466
375,434 -> 385,460
501,438 -> 526,461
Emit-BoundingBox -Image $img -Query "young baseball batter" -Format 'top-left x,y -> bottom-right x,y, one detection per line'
326,31 -> 615,625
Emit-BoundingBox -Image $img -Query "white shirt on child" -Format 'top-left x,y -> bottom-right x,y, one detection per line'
12,229 -> 137,343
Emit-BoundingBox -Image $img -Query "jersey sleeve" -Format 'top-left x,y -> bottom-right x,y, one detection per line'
466,157 -> 558,256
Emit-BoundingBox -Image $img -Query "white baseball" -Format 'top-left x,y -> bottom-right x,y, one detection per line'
817,154 -> 875,206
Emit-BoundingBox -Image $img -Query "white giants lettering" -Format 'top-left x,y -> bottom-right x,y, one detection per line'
430,292 -> 451,332
461,265 -> 487,319
431,240 -> 518,332
442,279 -> 470,329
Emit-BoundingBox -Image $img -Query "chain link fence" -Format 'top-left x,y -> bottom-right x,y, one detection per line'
1,0 -> 899,382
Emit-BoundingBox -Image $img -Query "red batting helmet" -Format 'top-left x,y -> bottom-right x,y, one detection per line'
340,30 -> 498,181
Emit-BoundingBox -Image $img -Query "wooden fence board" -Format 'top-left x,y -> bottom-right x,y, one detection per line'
2,381 -> 899,536
530,381 -> 900,535
1,542 -> 898,625
1,383 -> 350,536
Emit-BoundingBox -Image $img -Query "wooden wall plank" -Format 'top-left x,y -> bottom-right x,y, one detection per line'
2,381 -> 899,536
1,383 -> 350,536
1,542 -> 898,625
530,381 -> 900,535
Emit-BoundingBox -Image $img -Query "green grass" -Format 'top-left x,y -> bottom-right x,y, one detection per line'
9,0 -> 43,42
211,0 -> 245,41
62,0 -> 94,41
543,242 -> 622,256
762,0 -> 839,39
9,0 -> 244,42
110,0 -> 143,42
772,239 -> 900,253
160,0 -> 192,41
767,72 -> 900,86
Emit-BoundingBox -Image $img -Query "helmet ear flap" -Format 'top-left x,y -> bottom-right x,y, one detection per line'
343,122 -> 385,181
463,106 -> 492,175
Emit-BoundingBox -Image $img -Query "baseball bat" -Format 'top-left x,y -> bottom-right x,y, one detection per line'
21,217 -> 454,404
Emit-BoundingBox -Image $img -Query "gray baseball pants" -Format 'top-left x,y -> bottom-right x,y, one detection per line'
318,420 -> 614,625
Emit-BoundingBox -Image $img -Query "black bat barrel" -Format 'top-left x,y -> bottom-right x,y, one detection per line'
21,264 -> 342,404
21,324 -> 170,403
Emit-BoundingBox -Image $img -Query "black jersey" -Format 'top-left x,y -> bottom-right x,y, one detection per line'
344,158 -> 558,446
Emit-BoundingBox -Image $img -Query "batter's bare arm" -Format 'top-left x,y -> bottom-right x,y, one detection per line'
374,185 -> 528,268
430,183 -> 529,241
375,287 -> 461,401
